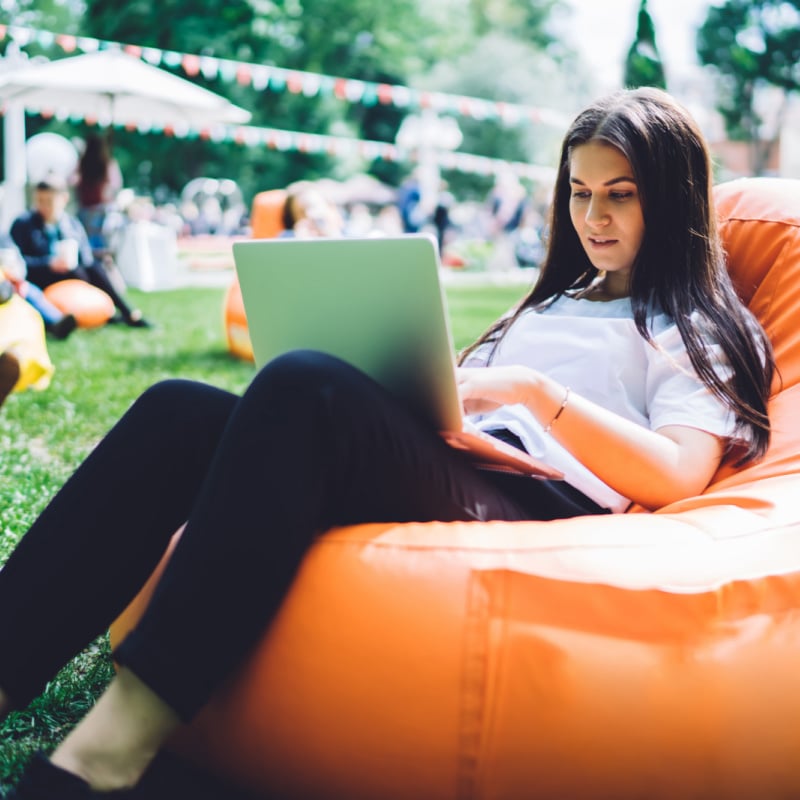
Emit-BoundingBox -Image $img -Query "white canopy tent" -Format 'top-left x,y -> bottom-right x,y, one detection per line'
0,48 -> 251,229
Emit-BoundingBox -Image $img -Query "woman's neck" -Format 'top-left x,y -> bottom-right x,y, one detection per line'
574,272 -> 630,302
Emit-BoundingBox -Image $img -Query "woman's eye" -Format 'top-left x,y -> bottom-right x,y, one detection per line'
571,190 -> 590,200
610,191 -> 634,201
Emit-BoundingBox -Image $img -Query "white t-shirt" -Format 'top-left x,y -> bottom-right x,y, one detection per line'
465,295 -> 737,512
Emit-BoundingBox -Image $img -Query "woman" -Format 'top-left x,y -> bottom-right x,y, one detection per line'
74,133 -> 124,255
0,88 -> 773,798
279,181 -> 344,238
459,87 -> 772,511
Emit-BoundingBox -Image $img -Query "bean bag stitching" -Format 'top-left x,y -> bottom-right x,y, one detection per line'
456,572 -> 493,799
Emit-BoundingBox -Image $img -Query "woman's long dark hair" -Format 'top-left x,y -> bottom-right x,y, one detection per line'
78,133 -> 112,186
461,87 -> 774,464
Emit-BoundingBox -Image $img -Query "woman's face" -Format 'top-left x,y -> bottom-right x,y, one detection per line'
568,141 -> 644,293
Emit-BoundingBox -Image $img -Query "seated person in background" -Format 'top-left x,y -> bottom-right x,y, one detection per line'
280,181 -> 343,238
10,174 -> 150,329
0,235 -> 77,340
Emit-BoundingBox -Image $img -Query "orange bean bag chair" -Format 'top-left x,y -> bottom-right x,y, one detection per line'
223,279 -> 254,363
224,188 -> 287,360
112,177 -> 800,799
43,279 -> 115,328
250,189 -> 287,240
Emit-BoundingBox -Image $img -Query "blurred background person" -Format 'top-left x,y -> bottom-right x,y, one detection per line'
432,181 -> 455,253
10,174 -> 150,328
397,168 -> 436,235
280,181 -> 343,238
486,167 -> 528,271
0,236 -> 77,340
73,133 -> 124,259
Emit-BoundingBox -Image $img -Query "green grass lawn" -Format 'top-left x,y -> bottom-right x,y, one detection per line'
0,280 -> 528,788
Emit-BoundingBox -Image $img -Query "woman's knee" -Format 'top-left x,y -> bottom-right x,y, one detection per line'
242,350 -> 378,435
249,349 -> 356,398
127,379 -> 234,440
133,379 -> 203,414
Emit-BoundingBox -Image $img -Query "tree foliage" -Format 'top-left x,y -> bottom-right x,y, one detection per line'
0,0 -> 78,33
422,30 -> 572,197
466,0 -> 559,47
624,0 -> 667,90
697,0 -> 800,173
76,0 -> 429,196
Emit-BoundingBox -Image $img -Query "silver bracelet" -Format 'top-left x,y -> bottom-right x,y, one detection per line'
543,386 -> 570,434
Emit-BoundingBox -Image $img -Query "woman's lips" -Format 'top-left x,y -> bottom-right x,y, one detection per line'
589,237 -> 617,248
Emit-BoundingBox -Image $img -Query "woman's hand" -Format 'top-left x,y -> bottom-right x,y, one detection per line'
49,256 -> 73,273
456,365 -> 539,415
457,365 -> 725,510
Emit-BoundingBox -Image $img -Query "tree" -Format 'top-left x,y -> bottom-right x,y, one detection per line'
0,0 -> 79,33
466,0 -> 560,48
0,1 -> 85,187
421,30 -> 572,198
624,0 -> 666,90
697,0 -> 800,174
77,0 -> 456,199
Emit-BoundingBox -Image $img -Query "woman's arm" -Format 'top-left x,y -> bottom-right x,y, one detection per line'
457,365 -> 725,511
9,218 -> 54,272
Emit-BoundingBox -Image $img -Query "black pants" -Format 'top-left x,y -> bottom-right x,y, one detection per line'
0,351 -> 604,721
26,262 -> 136,320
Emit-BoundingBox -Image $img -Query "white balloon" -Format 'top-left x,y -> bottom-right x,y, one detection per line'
25,132 -> 79,184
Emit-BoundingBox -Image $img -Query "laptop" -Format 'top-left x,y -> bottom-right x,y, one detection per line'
232,234 -> 562,480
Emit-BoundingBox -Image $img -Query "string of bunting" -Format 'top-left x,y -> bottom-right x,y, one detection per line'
25,105 -> 557,183
0,23 -> 570,130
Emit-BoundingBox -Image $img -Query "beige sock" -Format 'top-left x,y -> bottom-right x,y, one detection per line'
50,669 -> 180,791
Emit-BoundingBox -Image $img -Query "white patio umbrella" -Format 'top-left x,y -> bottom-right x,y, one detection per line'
0,49 -> 251,127
0,48 -> 252,228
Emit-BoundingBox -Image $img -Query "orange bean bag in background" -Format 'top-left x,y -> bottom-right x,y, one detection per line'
250,189 -> 287,240
111,178 -> 800,799
224,188 -> 287,360
43,279 -> 115,328
223,279 -> 254,363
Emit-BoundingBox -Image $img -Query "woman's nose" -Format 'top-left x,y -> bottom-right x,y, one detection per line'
585,198 -> 610,227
